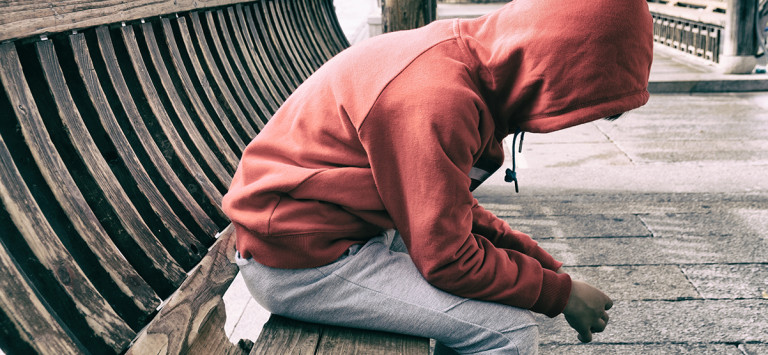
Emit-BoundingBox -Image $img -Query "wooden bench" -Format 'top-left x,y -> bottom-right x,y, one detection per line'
0,0 -> 429,353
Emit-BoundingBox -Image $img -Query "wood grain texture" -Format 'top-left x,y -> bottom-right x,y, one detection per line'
213,8 -> 270,129
245,3 -> 301,89
250,315 -> 323,355
138,21 -> 240,172
36,39 -> 204,272
0,137 -> 84,355
185,12 -> 260,139
0,43 -> 137,352
0,0 -> 256,42
68,31 -> 221,240
95,25 -> 227,220
316,326 -> 430,355
235,3 -> 293,99
128,225 -> 240,355
158,17 -> 247,154
226,6 -> 283,112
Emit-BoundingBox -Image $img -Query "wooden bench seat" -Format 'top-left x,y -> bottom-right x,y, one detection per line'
0,0 -> 430,353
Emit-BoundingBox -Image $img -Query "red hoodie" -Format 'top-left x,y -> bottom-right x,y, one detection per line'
223,0 -> 653,317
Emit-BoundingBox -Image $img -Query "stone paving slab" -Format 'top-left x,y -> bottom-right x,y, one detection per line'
537,300 -> 768,344
640,210 -> 767,239
478,192 -> 768,217
561,265 -> 700,301
681,264 -> 768,300
538,234 -> 768,266
517,143 -> 633,168
540,343 -> 743,355
743,343 -> 768,355
499,214 -> 650,239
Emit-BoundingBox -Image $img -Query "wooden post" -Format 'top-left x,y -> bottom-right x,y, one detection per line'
720,0 -> 758,73
381,0 -> 437,33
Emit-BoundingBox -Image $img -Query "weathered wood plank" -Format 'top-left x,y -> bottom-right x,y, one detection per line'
159,17 -> 247,154
0,139 -> 83,355
128,225 -> 241,355
214,8 -> 271,129
200,10 -> 266,131
95,25 -> 227,220
295,0 -> 336,63
185,12 -> 259,139
68,31 -> 221,240
36,39 -> 205,272
280,0 -> 323,71
250,315 -> 323,355
0,49 -> 137,351
0,0 -> 256,42
316,327 -> 430,355
138,21 -> 241,172
245,3 -> 302,89
122,24 -> 233,191
315,0 -> 350,52
226,6 -> 283,112
235,4 -> 294,100
263,0 -> 312,80
256,1 -> 308,82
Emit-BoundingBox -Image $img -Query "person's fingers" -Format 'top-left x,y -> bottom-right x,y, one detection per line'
592,318 -> 607,333
605,299 -> 613,310
578,331 -> 592,343
601,311 -> 610,323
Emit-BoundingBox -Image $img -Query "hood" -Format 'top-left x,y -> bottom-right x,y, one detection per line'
458,0 -> 654,134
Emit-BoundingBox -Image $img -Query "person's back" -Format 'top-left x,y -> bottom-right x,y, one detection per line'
224,0 -> 654,352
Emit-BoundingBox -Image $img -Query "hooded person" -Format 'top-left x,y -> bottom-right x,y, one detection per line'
224,0 -> 653,352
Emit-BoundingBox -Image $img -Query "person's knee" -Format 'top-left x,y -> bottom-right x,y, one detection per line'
504,324 -> 539,355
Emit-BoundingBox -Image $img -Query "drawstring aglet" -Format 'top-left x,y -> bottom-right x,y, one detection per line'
504,168 -> 519,193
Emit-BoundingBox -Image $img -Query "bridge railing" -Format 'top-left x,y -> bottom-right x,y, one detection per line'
647,0 -> 727,63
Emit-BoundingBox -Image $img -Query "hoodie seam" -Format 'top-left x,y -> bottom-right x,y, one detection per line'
356,37 -> 462,134
527,89 -> 648,119
453,19 -> 493,92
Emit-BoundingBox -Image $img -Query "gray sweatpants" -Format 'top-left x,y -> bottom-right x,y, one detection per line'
236,229 -> 539,354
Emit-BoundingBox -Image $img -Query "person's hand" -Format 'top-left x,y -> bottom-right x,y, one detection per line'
562,280 -> 613,343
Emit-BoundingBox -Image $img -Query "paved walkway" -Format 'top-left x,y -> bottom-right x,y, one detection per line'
221,4 -> 768,354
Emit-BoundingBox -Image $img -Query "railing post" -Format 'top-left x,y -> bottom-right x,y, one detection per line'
381,0 -> 437,32
720,0 -> 758,73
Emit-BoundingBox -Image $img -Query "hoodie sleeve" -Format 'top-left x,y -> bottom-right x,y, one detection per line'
357,76 -> 571,317
471,199 -> 563,271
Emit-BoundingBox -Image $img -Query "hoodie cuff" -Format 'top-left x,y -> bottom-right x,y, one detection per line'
527,245 -> 564,271
530,270 -> 572,318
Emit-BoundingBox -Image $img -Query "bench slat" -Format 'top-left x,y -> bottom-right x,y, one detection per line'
280,1 -> 323,72
36,39 -> 207,272
226,6 -> 284,112
128,225 -> 242,355
186,13 -> 256,141
95,25 -> 228,221
295,0 -> 336,63
240,4 -> 297,96
173,16 -> 258,145
0,0 -> 258,42
0,51 -> 138,351
262,0 -> 313,81
68,32 -> 223,239
0,229 -> 82,354
253,2 -> 309,84
214,8 -> 272,129
138,21 -> 242,172
159,17 -> 248,154
120,24 -> 234,190
246,4 -> 302,90
200,10 -> 268,131
250,315 -> 431,355
250,315 -> 323,354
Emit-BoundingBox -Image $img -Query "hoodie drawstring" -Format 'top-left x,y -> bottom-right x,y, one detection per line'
505,130 -> 524,193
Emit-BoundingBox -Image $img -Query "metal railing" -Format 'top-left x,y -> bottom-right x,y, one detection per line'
651,12 -> 723,63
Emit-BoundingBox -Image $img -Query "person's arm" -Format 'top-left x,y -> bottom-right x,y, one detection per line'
358,84 -> 571,317
471,199 -> 562,271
